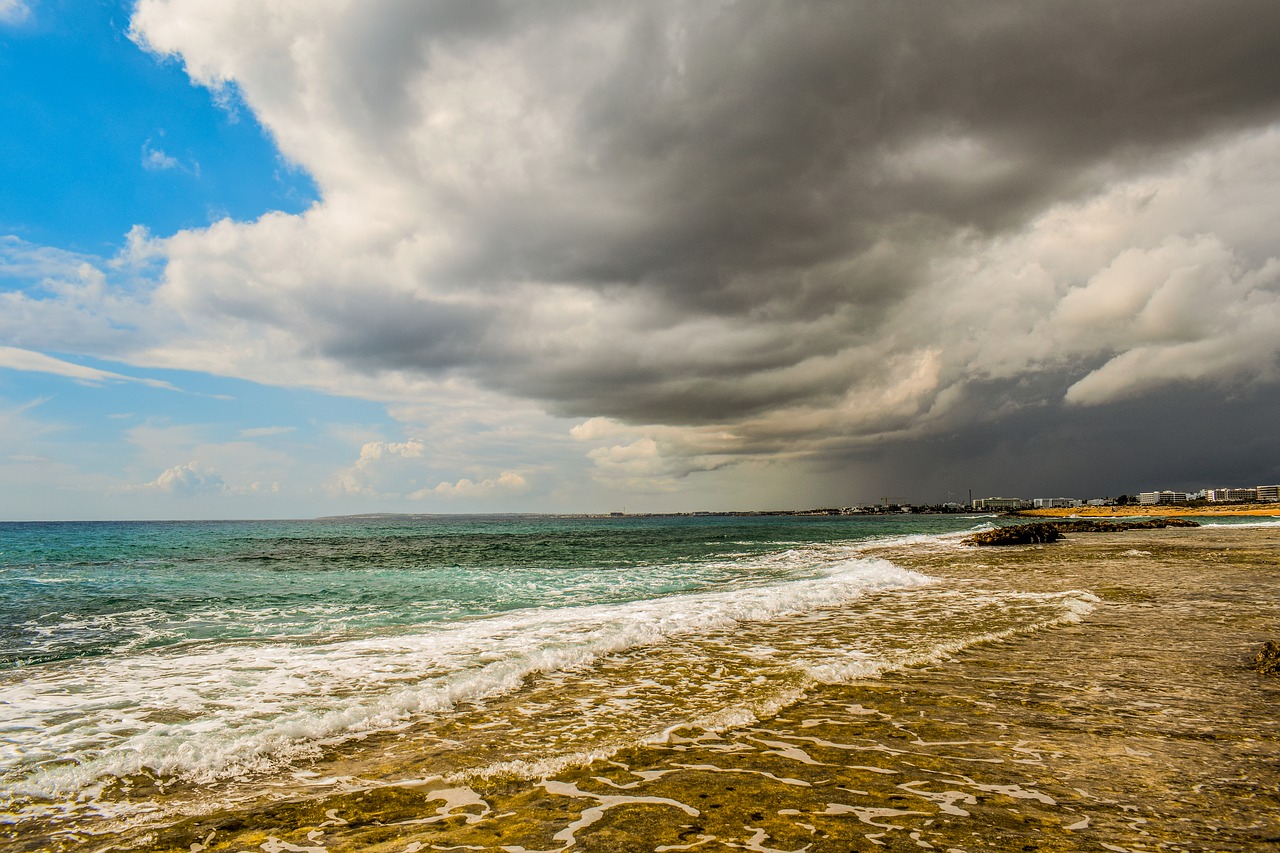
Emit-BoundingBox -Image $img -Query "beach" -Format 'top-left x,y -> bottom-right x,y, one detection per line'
1017,504 -> 1280,518
3,518 -> 1279,852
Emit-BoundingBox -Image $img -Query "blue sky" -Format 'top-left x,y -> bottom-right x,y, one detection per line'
0,0 -> 418,519
0,0 -> 315,252
3,1 -> 1280,519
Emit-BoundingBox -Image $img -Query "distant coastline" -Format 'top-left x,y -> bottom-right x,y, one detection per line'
311,503 -> 1280,523
1015,503 -> 1280,518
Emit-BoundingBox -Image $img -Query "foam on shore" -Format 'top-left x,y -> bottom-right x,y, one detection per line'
2,550 -> 930,805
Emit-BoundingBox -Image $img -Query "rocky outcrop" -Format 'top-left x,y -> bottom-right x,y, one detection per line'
966,517 -> 1200,546
1253,641 -> 1280,676
966,523 -> 1064,545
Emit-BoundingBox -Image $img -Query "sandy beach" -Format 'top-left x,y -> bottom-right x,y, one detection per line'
1017,504 -> 1280,518
86,523 -> 1280,853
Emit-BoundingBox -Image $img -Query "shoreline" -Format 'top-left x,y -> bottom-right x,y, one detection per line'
1015,502 -> 1280,518
79,524 -> 1280,853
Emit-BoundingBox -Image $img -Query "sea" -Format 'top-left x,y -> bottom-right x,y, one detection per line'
2,513 -> 1278,852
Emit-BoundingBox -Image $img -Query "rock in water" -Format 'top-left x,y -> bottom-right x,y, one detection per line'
1253,641 -> 1280,676
966,517 -> 1200,546
967,523 -> 1064,546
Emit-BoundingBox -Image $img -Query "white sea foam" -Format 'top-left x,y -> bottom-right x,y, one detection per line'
0,553 -> 930,805
803,589 -> 1099,684
849,527 -> 984,553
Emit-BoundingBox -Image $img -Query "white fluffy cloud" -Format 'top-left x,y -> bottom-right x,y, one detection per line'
419,471 -> 529,500
328,436 -> 532,502
329,439 -> 428,497
910,128 -> 1280,407
570,417 -> 750,490
141,462 -> 227,497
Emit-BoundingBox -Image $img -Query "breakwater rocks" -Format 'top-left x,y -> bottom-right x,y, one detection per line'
966,517 -> 1201,546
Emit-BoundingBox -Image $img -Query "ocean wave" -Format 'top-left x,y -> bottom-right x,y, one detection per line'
290,583 -> 1101,792
0,555 -> 931,805
850,527 -> 988,552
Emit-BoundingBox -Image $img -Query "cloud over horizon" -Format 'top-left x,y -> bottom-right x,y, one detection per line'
7,1 -> 1280,509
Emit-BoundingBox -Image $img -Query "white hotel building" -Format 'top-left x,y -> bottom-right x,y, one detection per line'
1033,497 -> 1081,508
1138,491 -> 1188,505
1206,487 -> 1258,503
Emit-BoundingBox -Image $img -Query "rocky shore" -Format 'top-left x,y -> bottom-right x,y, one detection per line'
967,517 -> 1201,546
107,526 -> 1280,853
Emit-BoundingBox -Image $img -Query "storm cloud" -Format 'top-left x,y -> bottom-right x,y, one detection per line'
116,0 -> 1280,497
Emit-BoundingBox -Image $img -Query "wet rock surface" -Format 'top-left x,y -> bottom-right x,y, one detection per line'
967,522 -> 1064,545
24,528 -> 1280,853
1254,640 -> 1280,676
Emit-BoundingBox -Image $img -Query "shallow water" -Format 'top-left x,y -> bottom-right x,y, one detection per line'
4,522 -> 1279,851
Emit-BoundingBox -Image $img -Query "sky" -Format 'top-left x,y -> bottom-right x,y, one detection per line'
2,0 -> 1280,520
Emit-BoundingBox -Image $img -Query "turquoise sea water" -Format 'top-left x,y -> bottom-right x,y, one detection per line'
0,516 -> 956,802
0,514 -> 975,669
5,512 -> 1265,845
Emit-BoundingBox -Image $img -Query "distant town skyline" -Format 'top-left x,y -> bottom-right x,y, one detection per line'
3,1 -> 1280,520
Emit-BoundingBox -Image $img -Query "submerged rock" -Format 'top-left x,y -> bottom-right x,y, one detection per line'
1253,641 -> 1280,676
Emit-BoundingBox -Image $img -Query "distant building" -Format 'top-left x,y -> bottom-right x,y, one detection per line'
1085,499 -> 1111,507
973,497 -> 1028,511
1033,497 -> 1080,508
1257,485 -> 1280,502
1206,487 -> 1257,503
1138,491 -> 1188,505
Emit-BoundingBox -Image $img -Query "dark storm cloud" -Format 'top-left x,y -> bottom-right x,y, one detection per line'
135,0 -> 1280,491
813,380 -> 1280,505
443,1 -> 1280,302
